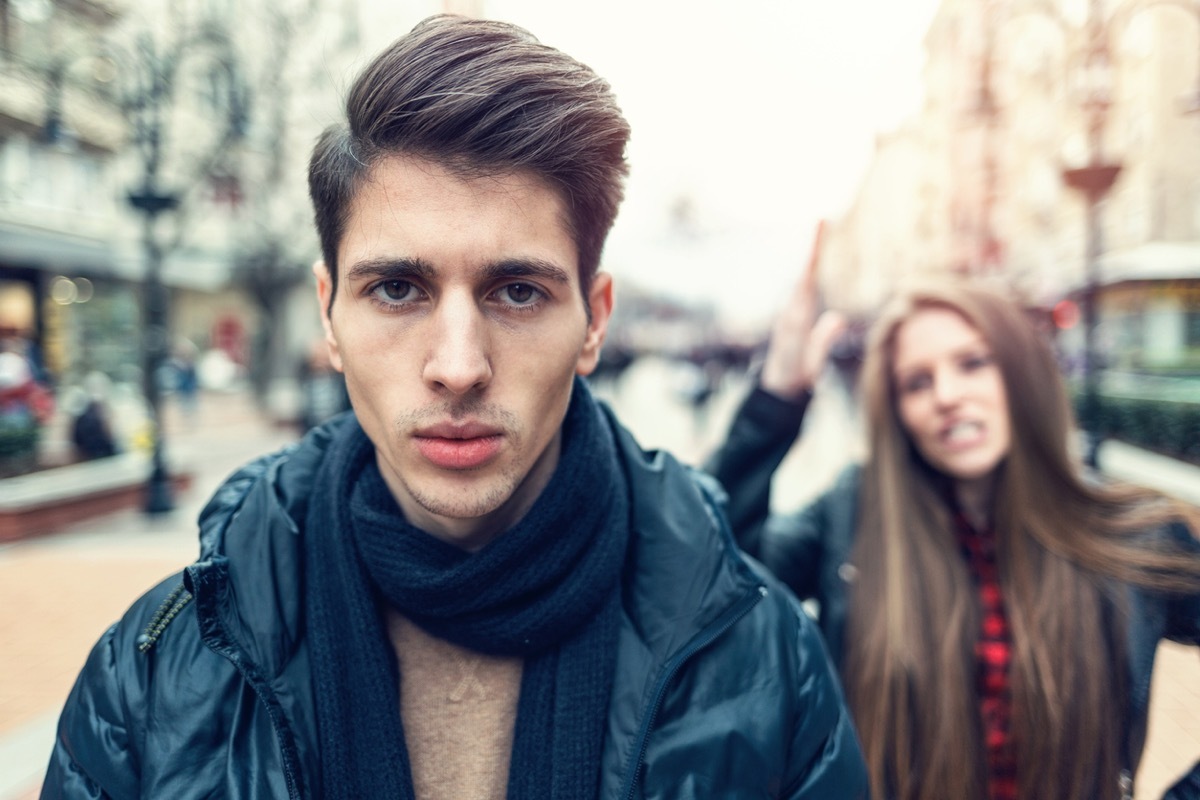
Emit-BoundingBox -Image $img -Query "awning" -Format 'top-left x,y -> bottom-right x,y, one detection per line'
1,222 -> 235,292
0,221 -> 114,274
1096,241 -> 1200,285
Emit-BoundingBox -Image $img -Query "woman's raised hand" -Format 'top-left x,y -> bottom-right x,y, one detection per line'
759,221 -> 847,400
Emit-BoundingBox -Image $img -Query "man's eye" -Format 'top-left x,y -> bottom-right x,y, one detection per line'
499,283 -> 541,306
374,280 -> 417,302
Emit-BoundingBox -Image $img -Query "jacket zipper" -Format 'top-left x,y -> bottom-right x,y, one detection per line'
190,564 -> 304,800
619,584 -> 767,800
136,582 -> 193,653
214,645 -> 304,799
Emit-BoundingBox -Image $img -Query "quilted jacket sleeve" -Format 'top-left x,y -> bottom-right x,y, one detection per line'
704,386 -> 830,599
704,385 -> 808,545
773,584 -> 870,799
40,624 -> 136,799
40,573 -> 187,800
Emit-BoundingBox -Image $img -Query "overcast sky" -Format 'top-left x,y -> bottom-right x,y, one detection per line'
378,1 -> 945,328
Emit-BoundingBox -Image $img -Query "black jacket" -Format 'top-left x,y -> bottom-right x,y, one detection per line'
705,386 -> 1200,800
42,408 -> 869,799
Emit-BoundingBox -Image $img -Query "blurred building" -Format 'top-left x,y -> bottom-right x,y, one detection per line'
818,123 -> 934,314
820,0 -> 1200,376
0,0 -> 461,425
0,0 -> 133,384
0,0 -> 266,397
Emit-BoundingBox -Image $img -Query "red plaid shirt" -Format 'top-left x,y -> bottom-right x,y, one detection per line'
954,510 -> 1017,800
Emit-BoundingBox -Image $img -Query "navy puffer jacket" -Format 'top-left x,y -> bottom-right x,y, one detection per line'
42,407 -> 869,799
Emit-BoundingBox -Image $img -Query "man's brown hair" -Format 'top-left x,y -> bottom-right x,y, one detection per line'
308,14 -> 630,310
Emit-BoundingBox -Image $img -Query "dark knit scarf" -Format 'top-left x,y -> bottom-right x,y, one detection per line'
304,378 -> 630,799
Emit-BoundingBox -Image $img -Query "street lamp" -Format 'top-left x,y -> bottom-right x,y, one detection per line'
128,185 -> 181,513
969,0 -> 1006,275
1060,2 -> 1122,469
973,0 -> 1200,468
122,27 -> 246,513
43,21 -> 247,513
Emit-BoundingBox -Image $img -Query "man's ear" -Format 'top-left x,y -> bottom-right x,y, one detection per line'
313,260 -> 344,372
576,271 -> 614,376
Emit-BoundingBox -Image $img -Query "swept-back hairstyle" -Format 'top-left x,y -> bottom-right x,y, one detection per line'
842,278 -> 1200,800
308,14 -> 630,310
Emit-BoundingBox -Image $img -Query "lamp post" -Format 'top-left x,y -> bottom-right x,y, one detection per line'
127,27 -> 247,513
123,30 -> 189,514
43,22 -> 246,513
972,0 -> 1200,468
1051,0 -> 1200,468
1060,0 -> 1122,469
128,185 -> 180,513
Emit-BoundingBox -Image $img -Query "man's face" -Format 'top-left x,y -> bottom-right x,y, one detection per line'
315,155 -> 612,552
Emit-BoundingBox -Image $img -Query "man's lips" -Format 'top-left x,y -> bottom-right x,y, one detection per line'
413,422 -> 503,470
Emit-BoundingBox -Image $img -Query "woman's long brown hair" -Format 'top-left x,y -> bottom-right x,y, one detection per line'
842,279 -> 1200,800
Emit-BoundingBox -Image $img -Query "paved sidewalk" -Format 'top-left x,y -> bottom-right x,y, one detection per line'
0,388 -> 299,799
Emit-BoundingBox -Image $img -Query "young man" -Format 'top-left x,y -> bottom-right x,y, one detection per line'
41,15 -> 867,799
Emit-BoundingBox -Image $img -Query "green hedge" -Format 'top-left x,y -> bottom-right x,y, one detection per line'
0,424 -> 40,478
0,424 -> 38,458
1073,392 -> 1200,463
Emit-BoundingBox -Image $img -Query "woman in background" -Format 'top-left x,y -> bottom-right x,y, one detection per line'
706,271 -> 1200,800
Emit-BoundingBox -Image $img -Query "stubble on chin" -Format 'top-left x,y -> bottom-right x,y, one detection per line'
404,465 -> 522,522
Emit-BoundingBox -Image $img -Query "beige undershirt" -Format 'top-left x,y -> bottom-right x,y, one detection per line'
386,608 -> 524,800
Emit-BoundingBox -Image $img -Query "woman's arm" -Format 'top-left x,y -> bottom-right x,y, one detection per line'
703,385 -> 810,554
703,225 -> 847,598
1160,522 -> 1200,799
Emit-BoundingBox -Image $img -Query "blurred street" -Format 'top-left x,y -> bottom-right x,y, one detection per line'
1,360 -> 1198,799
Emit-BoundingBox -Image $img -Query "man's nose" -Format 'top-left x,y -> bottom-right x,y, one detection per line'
422,293 -> 492,395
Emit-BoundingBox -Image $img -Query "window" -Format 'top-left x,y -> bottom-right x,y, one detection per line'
1187,309 -> 1200,347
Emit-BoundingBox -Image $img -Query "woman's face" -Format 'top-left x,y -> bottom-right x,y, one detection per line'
891,307 -> 1012,484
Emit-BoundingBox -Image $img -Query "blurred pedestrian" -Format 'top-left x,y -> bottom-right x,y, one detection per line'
40,15 -> 867,800
69,372 -> 120,461
0,345 -> 53,475
296,335 -> 350,432
706,267 -> 1200,800
676,355 -> 724,438
170,339 -> 200,422
0,322 -> 48,384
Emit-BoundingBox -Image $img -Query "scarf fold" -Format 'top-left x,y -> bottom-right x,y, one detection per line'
305,378 -> 630,799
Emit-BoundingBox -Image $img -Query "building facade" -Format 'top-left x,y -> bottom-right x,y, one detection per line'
821,0 -> 1200,376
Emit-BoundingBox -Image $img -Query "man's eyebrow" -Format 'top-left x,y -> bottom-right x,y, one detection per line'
481,258 -> 572,285
345,257 -> 433,283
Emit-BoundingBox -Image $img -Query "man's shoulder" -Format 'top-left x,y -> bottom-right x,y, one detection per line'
197,413 -> 349,556
726,547 -> 819,630
65,570 -> 205,714
60,421 -> 339,703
